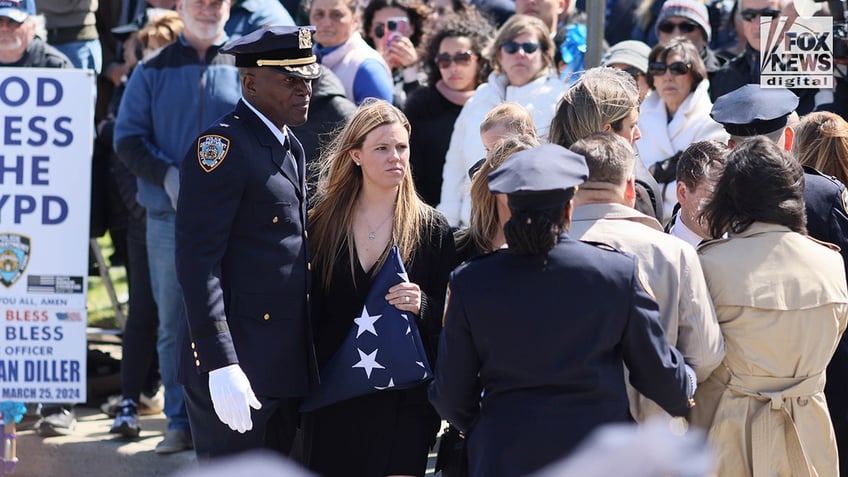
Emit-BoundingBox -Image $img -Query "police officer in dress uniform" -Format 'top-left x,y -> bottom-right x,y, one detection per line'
710,84 -> 848,475
428,144 -> 695,477
174,25 -> 320,459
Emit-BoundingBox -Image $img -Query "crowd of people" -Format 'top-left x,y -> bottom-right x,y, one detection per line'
5,0 -> 848,475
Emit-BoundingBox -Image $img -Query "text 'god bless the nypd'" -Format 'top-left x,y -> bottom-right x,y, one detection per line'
0,75 -> 74,225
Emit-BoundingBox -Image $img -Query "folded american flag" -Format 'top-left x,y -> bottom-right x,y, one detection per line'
300,245 -> 433,412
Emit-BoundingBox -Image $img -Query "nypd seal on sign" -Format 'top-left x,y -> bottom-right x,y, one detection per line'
197,134 -> 230,173
0,233 -> 30,288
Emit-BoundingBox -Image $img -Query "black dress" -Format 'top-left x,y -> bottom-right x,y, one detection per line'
303,213 -> 457,477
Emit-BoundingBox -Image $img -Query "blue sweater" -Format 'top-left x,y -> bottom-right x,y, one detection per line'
113,34 -> 241,214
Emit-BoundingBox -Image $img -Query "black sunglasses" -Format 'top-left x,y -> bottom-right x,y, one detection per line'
648,61 -> 691,76
741,8 -> 781,22
621,66 -> 644,79
374,24 -> 386,38
657,21 -> 698,34
501,40 -> 540,55
435,51 -> 474,68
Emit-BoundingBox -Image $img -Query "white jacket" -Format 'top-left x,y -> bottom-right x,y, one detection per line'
436,71 -> 567,227
636,79 -> 728,222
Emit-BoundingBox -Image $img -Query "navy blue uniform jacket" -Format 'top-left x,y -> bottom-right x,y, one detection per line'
429,234 -> 691,477
175,100 -> 317,397
803,166 -> 848,434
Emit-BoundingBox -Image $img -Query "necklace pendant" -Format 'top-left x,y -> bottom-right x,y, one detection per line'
368,232 -> 376,240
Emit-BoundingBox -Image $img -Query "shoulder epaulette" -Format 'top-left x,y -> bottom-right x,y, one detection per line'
695,236 -> 729,252
580,240 -> 623,254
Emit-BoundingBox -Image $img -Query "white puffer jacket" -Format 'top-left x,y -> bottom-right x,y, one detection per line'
437,71 -> 567,227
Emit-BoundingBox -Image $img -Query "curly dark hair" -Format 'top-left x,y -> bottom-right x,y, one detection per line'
418,9 -> 496,88
702,136 -> 806,238
361,0 -> 430,49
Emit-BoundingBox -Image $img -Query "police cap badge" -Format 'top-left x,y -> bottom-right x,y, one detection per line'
220,25 -> 321,80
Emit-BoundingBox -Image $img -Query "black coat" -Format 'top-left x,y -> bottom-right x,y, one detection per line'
803,166 -> 848,436
175,100 -> 318,397
430,235 -> 691,477
404,87 -> 464,207
290,65 -> 356,177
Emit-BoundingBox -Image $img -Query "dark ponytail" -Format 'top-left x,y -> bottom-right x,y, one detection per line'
504,204 -> 567,255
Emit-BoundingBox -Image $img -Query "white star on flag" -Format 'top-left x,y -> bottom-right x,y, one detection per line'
352,348 -> 385,379
401,313 -> 411,334
354,306 -> 381,338
375,378 -> 395,390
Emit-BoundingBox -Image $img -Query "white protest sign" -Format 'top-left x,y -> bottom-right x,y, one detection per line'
0,68 -> 94,404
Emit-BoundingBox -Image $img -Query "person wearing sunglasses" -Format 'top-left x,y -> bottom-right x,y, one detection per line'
600,40 -> 652,102
437,14 -> 566,227
709,0 -> 818,115
308,0 -> 394,105
361,0 -> 429,108
404,10 -> 494,208
637,37 -> 728,223
654,0 -> 725,81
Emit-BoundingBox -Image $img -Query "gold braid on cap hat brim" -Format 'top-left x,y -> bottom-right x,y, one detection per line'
256,56 -> 317,67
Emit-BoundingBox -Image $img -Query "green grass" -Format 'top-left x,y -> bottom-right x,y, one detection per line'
87,233 -> 128,330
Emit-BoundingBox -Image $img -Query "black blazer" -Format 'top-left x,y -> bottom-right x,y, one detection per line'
175,100 -> 318,397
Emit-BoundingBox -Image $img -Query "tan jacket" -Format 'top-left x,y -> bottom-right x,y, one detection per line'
693,222 -> 848,477
570,203 -> 725,422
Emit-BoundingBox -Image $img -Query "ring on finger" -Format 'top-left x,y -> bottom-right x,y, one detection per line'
405,295 -> 410,304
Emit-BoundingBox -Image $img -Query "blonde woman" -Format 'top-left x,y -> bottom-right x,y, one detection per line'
304,99 -> 456,477
455,128 -> 539,263
437,14 -> 566,227
793,111 -> 848,187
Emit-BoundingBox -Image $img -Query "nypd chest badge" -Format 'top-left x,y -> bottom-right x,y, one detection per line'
197,135 -> 230,173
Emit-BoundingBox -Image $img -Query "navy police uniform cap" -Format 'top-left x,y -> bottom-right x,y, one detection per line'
710,85 -> 799,137
488,144 -> 589,209
220,25 -> 321,80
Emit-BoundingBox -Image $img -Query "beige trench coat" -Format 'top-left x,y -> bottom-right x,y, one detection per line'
693,222 -> 848,477
571,203 -> 725,422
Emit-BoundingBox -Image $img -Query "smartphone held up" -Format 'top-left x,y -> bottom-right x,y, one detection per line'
384,16 -> 409,49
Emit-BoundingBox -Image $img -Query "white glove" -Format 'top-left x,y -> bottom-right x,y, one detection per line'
208,364 -> 262,433
684,363 -> 698,397
163,166 -> 180,211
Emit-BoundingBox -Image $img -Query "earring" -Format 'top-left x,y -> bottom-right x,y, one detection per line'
354,161 -> 361,166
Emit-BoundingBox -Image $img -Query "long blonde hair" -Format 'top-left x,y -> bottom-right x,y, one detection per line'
309,99 -> 434,288
793,111 -> 848,187
460,134 -> 540,252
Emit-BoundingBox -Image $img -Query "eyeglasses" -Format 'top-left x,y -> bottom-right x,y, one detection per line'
740,8 -> 781,22
435,51 -> 474,68
657,21 -> 698,34
501,40 -> 540,55
648,61 -> 691,76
